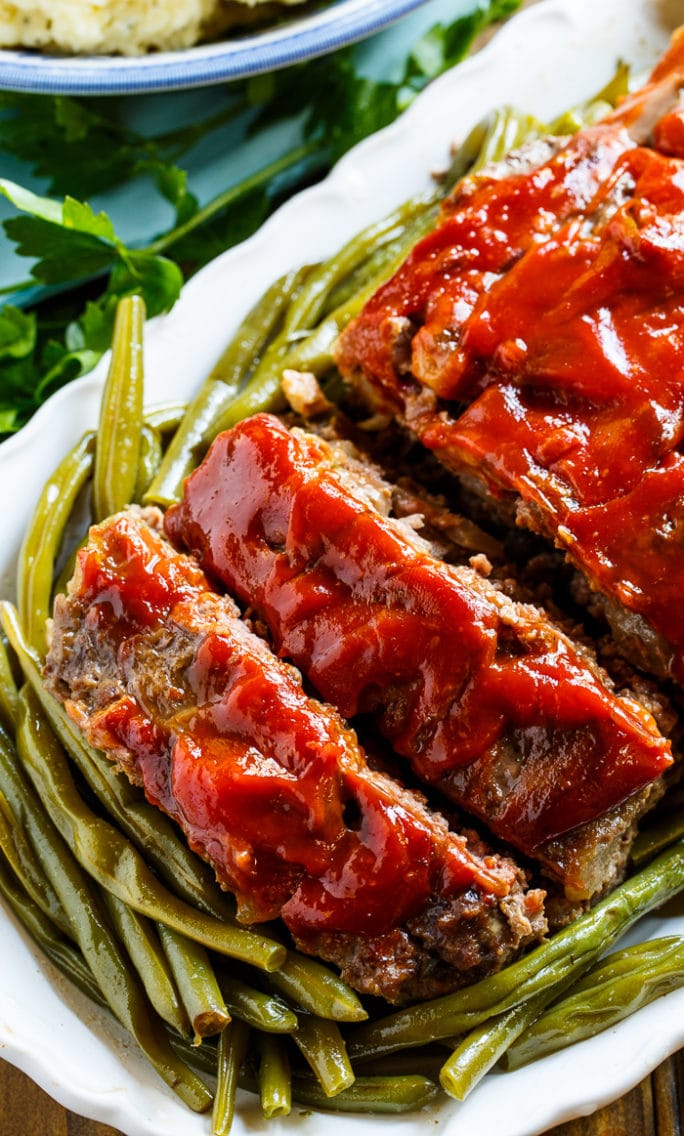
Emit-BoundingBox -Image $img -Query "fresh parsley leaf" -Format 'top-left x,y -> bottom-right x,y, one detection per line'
0,305 -> 35,360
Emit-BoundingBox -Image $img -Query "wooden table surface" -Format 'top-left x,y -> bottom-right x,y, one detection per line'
1,1049 -> 682,1136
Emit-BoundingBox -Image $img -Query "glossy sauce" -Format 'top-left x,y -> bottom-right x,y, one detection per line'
73,513 -> 515,938
165,415 -> 671,855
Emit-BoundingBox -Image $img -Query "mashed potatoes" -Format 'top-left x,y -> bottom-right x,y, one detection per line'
0,0 -> 309,55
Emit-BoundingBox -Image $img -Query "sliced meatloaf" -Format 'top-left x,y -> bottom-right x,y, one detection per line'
44,507 -> 545,1004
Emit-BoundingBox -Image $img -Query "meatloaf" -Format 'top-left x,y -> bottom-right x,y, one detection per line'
165,414 -> 672,905
43,507 -> 545,1004
334,27 -> 684,685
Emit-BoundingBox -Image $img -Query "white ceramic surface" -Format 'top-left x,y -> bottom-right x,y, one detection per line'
1,1 -> 684,1133
0,0 -> 430,94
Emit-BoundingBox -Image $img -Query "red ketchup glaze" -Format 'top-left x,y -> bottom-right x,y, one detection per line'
73,513 -> 512,939
164,415 -> 671,854
334,48 -> 684,682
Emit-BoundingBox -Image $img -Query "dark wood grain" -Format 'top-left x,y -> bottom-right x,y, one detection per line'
1,1052 -> 681,1136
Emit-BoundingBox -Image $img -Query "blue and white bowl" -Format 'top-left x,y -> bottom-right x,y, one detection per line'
0,0 -> 430,94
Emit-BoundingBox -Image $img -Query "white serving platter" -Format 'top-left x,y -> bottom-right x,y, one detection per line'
1,1 -> 683,1133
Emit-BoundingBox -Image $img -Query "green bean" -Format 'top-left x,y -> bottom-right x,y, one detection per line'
0,785 -> 71,938
1,603 -> 235,920
16,432 -> 95,657
170,1030 -> 220,1077
158,923 -> 231,1041
171,1029 -> 441,1114
291,1073 -> 439,1113
348,838 -> 684,1061
144,403 -> 186,433
0,846 -> 103,1007
103,892 -> 189,1036
563,935 -> 683,993
503,936 -> 684,1071
144,380 -> 242,508
280,194 -> 435,336
267,951 -> 367,1022
353,1047 -> 447,1083
11,698 -> 212,1111
469,106 -> 544,173
133,423 -> 163,501
258,1033 -> 291,1118
292,1015 -> 355,1097
0,635 -> 18,730
207,267 -> 313,388
92,295 -> 145,522
145,268 -> 310,507
217,971 -> 298,1034
212,1019 -> 250,1136
632,813 -> 684,867
439,975 -> 579,1100
15,685 -> 285,971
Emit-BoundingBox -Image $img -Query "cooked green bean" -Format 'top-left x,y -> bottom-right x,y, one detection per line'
93,295 -> 145,522
169,1030 -> 220,1077
468,106 -> 543,173
10,697 -> 212,1111
217,971 -> 298,1034
0,604 -> 235,920
0,636 -> 18,730
158,922 -> 231,1041
207,267 -> 313,388
632,814 -> 684,867
144,403 -> 186,433
103,891 -> 190,1036
0,785 -> 71,938
292,1015 -> 355,1097
0,848 -> 103,1007
353,1047 -> 447,1083
503,936 -> 684,1070
291,1073 -> 439,1113
134,423 -> 163,501
280,194 -> 435,336
348,838 -> 684,1061
16,431 -> 95,657
212,1019 -> 250,1136
145,268 -> 311,507
144,380 -> 242,508
258,1033 -> 291,1118
267,951 -> 367,1022
439,980 -> 576,1100
15,685 -> 285,971
564,935 -> 683,993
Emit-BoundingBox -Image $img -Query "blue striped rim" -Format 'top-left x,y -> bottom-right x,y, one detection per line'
0,0 -> 430,94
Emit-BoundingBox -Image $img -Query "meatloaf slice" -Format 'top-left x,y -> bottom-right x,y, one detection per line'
164,414 -> 671,905
334,28 -> 684,685
44,507 -> 544,1004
